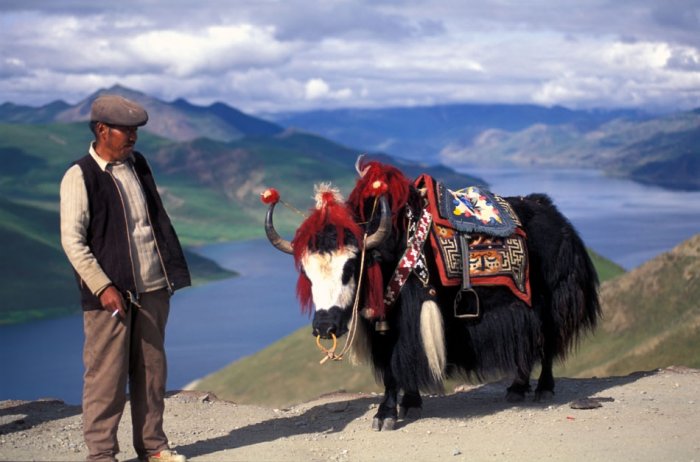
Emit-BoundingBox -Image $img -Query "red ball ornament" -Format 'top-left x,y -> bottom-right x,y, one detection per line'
261,188 -> 280,204
371,180 -> 388,196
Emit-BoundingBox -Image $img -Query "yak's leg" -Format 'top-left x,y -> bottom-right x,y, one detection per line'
534,350 -> 555,401
373,374 -> 399,431
506,365 -> 532,403
398,390 -> 422,420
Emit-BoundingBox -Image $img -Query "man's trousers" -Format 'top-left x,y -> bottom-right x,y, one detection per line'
82,288 -> 171,462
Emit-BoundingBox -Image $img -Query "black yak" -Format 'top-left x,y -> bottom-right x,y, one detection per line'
263,158 -> 600,431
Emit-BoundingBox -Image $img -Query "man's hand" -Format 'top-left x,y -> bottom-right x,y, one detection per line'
99,285 -> 126,318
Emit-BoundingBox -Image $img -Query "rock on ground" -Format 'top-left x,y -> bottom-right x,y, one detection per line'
1,367 -> 699,461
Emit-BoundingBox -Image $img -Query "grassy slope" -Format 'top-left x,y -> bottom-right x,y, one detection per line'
0,197 -> 77,323
557,234 -> 700,377
0,195 -> 235,324
193,250 -> 628,408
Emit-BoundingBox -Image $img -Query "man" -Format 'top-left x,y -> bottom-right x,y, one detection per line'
60,94 -> 191,462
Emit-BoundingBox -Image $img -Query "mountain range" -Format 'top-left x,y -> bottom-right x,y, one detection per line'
4,85 -> 697,191
0,84 -> 283,142
270,104 -> 700,190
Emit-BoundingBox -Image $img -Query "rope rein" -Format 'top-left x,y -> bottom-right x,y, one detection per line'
280,199 -> 307,218
316,195 -> 379,364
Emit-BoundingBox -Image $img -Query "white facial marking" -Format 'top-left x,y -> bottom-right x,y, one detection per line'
301,246 -> 358,312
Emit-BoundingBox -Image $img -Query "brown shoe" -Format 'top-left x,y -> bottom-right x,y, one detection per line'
147,449 -> 187,462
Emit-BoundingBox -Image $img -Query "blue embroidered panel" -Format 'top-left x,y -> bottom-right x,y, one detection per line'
437,183 -> 518,237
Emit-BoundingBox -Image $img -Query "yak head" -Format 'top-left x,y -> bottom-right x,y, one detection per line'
264,182 -> 391,339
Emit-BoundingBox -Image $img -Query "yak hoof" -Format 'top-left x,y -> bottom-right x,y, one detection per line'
372,416 -> 397,431
399,406 -> 422,420
505,390 -> 527,403
534,389 -> 555,402
506,382 -> 531,403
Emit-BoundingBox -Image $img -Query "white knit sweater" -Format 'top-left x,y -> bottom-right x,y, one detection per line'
60,143 -> 166,296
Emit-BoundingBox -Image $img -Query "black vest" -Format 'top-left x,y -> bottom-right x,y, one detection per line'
74,151 -> 191,310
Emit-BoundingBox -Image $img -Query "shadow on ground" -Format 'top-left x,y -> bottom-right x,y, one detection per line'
177,371 -> 652,458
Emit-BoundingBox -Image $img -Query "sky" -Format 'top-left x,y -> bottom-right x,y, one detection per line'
1,0 -> 699,114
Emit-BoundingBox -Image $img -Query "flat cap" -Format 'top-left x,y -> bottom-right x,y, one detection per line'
90,94 -> 149,127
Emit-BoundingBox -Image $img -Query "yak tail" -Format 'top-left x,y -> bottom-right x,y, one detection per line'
420,299 -> 446,382
529,194 -> 602,358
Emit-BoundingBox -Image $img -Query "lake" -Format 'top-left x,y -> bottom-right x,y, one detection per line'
466,167 -> 700,270
1,167 -> 699,404
0,239 -> 302,405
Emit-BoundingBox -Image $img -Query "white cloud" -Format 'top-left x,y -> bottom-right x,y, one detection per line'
304,78 -> 353,102
305,79 -> 330,100
127,24 -> 294,77
603,42 -> 672,70
0,1 -> 698,112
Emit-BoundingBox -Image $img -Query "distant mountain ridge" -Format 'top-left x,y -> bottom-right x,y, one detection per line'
0,84 -> 284,143
269,104 -> 700,190
6,86 -> 698,189
268,104 -> 649,161
0,100 -> 72,124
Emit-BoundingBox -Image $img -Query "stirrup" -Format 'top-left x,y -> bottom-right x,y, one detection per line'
454,288 -> 480,319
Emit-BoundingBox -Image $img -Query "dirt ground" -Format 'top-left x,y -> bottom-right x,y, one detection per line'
1,367 -> 698,462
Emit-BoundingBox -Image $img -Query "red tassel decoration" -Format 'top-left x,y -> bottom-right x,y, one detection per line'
364,262 -> 385,319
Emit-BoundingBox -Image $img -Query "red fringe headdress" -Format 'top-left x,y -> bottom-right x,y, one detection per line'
346,159 -> 412,320
291,183 -> 362,314
347,159 -> 410,228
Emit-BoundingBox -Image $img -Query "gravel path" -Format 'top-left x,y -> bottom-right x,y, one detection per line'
1,367 -> 698,461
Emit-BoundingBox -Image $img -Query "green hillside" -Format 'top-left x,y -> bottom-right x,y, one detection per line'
193,326 -> 383,408
193,250 -> 627,408
0,197 -> 77,323
0,195 -> 236,324
557,233 -> 700,377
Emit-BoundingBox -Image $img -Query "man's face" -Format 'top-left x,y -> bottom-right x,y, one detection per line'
96,123 -> 138,162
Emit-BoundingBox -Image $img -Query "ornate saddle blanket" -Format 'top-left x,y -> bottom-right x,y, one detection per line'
415,174 -> 531,306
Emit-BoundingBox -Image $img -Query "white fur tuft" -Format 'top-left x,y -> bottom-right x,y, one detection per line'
420,300 -> 446,382
314,183 -> 344,209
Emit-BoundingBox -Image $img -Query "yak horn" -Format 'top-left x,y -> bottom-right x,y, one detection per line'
265,202 -> 294,254
364,195 -> 392,250
355,154 -> 370,177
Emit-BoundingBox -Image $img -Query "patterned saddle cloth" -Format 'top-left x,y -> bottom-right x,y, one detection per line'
415,174 -> 531,306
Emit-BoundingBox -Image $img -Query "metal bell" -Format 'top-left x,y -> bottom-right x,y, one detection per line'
375,320 -> 390,334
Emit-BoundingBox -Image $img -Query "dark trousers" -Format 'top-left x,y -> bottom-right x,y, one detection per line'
82,288 -> 171,462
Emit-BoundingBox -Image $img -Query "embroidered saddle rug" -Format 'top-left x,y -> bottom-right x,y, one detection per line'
415,174 -> 532,306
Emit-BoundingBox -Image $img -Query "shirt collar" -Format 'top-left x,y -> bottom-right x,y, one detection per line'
89,142 -> 134,171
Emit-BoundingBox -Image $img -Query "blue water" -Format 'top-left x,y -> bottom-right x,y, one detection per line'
1,168 -> 699,404
0,239 -> 303,405
466,167 -> 700,270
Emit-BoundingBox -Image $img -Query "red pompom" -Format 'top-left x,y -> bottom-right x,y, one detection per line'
261,188 -> 280,204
